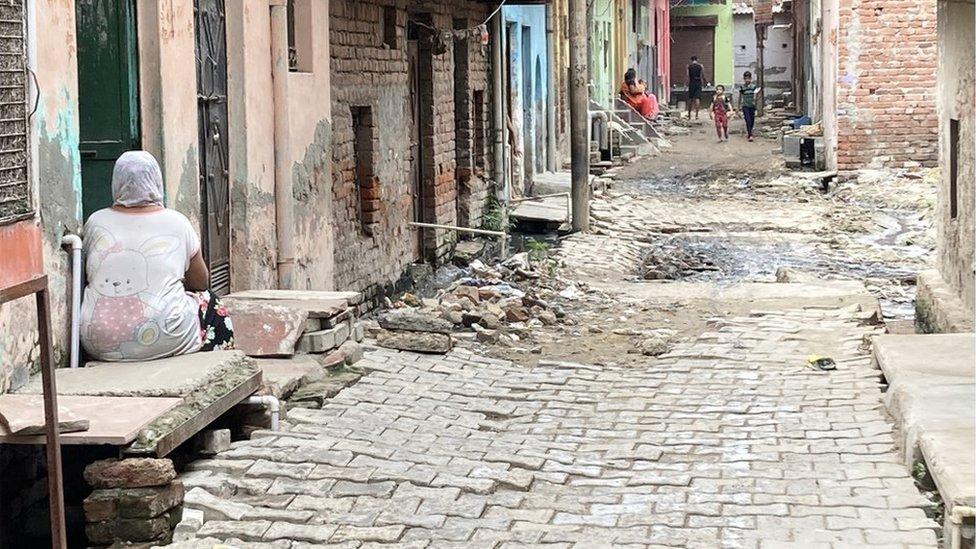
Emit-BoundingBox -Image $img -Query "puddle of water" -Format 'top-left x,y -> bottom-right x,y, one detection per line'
637,232 -> 924,320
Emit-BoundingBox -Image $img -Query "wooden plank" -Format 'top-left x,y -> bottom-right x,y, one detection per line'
0,395 -> 182,445
0,275 -> 46,305
127,373 -> 261,458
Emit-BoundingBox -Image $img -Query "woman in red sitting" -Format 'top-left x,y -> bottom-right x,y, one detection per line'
619,68 -> 659,119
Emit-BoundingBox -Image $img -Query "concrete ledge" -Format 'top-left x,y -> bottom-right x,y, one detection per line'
15,351 -> 253,398
916,269 -> 974,334
873,334 -> 976,511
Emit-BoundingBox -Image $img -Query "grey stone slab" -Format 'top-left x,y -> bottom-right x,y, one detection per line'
873,334 -> 976,507
15,350 -> 253,398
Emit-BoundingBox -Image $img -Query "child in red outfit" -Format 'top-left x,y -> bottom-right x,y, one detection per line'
709,85 -> 732,142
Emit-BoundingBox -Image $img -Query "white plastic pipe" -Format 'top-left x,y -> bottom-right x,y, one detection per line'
589,110 -> 609,151
61,234 -> 82,368
247,395 -> 280,431
950,505 -> 975,549
270,1 -> 295,289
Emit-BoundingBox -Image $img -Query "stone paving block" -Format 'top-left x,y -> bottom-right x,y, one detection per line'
297,323 -> 351,354
197,520 -> 271,542
179,306 -> 935,548
332,481 -> 396,498
264,521 -> 337,543
332,524 -> 406,543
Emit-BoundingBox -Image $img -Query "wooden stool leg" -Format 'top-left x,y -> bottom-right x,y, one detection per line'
36,286 -> 66,549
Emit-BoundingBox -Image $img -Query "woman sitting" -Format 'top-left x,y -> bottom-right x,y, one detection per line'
80,151 -> 233,362
620,68 -> 659,119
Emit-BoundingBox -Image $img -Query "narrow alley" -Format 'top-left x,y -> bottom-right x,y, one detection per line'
157,118 -> 944,548
0,0 -> 973,548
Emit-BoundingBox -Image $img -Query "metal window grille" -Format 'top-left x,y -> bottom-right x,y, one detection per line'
0,0 -> 31,225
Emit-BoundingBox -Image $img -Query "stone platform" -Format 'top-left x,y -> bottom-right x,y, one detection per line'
873,334 -> 976,518
12,351 -> 261,456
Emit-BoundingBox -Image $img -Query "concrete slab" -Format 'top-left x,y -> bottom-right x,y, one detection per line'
594,280 -> 878,312
15,351 -> 252,398
253,356 -> 327,399
224,300 -> 309,357
530,171 -> 597,196
226,290 -> 362,305
0,395 -> 181,445
222,297 -> 349,320
873,333 -> 976,509
511,196 -> 571,226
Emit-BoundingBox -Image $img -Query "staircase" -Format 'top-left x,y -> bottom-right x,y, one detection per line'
588,99 -> 664,170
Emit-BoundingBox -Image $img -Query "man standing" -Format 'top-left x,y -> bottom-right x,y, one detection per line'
687,56 -> 705,120
737,71 -> 761,141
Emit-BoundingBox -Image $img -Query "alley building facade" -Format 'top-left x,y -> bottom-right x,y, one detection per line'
0,0 -> 528,389
916,0 -> 975,334
330,0 -> 498,294
793,0 -> 939,173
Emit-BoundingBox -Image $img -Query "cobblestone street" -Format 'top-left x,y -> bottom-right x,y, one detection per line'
177,303 -> 938,548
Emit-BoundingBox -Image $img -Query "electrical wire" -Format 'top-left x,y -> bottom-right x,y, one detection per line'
408,0 -> 507,37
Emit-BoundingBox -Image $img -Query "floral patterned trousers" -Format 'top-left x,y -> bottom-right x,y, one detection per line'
195,290 -> 235,351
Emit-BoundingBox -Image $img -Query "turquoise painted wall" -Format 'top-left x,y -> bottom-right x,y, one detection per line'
671,2 -> 734,87
503,5 -> 550,180
589,0 -> 616,107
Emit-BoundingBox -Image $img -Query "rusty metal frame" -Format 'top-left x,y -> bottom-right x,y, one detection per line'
0,275 -> 67,548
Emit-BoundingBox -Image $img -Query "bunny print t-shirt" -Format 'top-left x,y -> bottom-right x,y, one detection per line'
80,208 -> 204,362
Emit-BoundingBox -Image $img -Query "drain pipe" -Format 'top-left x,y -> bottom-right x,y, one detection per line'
247,395 -> 281,431
491,11 -> 505,195
61,234 -> 82,368
270,0 -> 295,289
544,4 -> 558,172
589,110 -> 609,152
950,505 -> 975,549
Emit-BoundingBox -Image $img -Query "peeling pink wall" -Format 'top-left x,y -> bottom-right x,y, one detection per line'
137,0 -> 202,224
1,0 -> 81,391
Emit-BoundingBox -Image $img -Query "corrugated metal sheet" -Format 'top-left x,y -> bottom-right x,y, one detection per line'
0,0 -> 32,224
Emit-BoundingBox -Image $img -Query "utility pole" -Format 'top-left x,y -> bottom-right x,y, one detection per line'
753,0 -> 771,117
568,0 -> 589,232
755,23 -> 767,117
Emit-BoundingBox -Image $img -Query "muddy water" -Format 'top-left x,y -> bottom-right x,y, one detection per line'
624,172 -> 932,321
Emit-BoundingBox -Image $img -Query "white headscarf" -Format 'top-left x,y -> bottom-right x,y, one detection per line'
112,151 -> 164,207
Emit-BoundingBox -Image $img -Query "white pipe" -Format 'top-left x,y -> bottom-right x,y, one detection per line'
247,395 -> 280,431
61,234 -> 82,368
544,3 -> 558,172
589,110 -> 609,151
270,1 -> 295,289
950,505 -> 975,549
491,12 -> 506,197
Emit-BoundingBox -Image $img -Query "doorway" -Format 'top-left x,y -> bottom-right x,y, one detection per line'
520,26 -> 533,190
194,0 -> 231,295
671,21 -> 716,86
76,0 -> 140,219
407,14 -> 434,262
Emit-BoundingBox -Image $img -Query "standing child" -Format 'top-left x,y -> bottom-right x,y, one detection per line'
738,71 -> 760,141
709,85 -> 731,142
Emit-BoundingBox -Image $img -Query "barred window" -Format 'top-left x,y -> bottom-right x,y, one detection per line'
0,0 -> 32,224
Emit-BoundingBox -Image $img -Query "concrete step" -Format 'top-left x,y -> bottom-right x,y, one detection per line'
872,333 -> 976,537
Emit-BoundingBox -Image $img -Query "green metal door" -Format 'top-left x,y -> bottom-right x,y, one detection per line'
76,0 -> 140,218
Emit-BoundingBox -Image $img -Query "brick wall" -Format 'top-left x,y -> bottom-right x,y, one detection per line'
330,0 -> 494,294
835,0 -> 938,172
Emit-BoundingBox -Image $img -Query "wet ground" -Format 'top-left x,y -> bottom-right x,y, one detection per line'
488,115 -> 936,367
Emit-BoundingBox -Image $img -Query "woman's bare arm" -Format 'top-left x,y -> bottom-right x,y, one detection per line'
184,250 -> 210,292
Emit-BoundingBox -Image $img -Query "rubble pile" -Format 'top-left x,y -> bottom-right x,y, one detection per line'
639,239 -> 720,280
372,253 -> 571,353
222,290 -> 365,368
